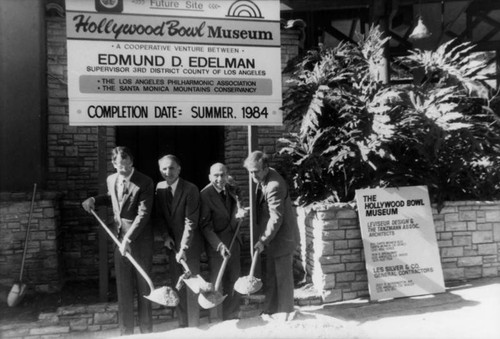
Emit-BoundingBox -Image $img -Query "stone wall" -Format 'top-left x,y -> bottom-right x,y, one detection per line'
0,191 -> 63,292
47,15 -> 117,282
302,201 -> 500,303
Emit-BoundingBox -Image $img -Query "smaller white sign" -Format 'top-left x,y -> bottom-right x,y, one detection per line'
355,186 -> 445,300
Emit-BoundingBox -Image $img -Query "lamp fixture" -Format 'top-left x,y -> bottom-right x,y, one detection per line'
409,16 -> 432,40
409,0 -> 432,41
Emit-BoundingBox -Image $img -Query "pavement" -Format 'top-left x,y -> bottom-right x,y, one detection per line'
84,276 -> 500,339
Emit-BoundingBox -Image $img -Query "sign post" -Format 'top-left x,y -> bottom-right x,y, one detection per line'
355,186 -> 445,300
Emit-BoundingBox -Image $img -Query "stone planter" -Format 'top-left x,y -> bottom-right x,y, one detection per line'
298,200 -> 500,303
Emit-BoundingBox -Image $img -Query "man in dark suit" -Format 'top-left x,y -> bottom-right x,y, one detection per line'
200,163 -> 248,321
82,146 -> 154,335
155,154 -> 201,327
244,151 -> 300,315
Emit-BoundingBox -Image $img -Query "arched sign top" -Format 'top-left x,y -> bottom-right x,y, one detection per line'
227,0 -> 263,18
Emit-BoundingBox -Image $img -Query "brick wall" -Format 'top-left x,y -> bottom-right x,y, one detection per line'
47,15 -> 117,281
0,191 -> 63,292
302,201 -> 500,302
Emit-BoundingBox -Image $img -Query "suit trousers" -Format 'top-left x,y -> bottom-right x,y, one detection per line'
263,252 -> 295,314
114,244 -> 153,335
169,251 -> 200,327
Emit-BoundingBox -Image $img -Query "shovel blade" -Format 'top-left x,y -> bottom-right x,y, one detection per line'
144,286 -> 180,307
7,283 -> 26,307
198,291 -> 227,309
183,275 -> 213,294
234,276 -> 263,295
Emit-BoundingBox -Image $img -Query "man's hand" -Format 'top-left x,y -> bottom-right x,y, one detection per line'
254,240 -> 264,254
175,249 -> 187,263
164,236 -> 175,250
217,242 -> 230,259
82,198 -> 95,213
119,238 -> 131,256
235,207 -> 249,220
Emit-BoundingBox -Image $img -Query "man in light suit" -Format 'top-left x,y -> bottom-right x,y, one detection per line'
155,154 -> 201,327
82,146 -> 154,335
244,151 -> 300,315
200,163 -> 248,321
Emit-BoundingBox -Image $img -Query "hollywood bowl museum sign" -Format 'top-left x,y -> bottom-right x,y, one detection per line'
66,0 -> 282,126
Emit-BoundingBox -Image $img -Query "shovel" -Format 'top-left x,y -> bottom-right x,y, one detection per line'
198,219 -> 242,309
177,257 -> 213,294
7,183 -> 37,307
91,210 -> 179,307
234,247 -> 263,295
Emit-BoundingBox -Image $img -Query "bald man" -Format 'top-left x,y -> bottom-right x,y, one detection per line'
199,163 -> 247,320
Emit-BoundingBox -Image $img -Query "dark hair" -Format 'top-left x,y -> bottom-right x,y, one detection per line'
112,146 -> 134,162
158,154 -> 181,167
243,150 -> 269,169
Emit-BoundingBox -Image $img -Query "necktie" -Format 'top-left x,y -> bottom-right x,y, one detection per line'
256,185 -> 262,202
118,178 -> 127,201
166,186 -> 173,212
220,189 -> 226,201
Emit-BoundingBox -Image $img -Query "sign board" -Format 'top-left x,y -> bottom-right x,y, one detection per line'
65,0 -> 282,126
355,186 -> 445,300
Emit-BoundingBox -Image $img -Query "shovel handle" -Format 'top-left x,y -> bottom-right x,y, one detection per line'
123,252 -> 155,293
249,248 -> 260,277
91,209 -> 155,293
91,210 -> 121,246
19,183 -> 37,281
214,256 -> 229,291
228,219 -> 242,252
179,258 -> 191,274
214,219 -> 243,291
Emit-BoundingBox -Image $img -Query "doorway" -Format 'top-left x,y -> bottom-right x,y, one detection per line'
116,126 -> 225,189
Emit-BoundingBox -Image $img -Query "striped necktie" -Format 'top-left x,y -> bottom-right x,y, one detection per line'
118,178 -> 127,201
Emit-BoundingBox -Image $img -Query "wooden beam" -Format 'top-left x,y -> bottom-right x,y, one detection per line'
323,25 -> 356,44
473,40 -> 500,51
466,0 -> 500,12
281,0 -> 448,13
281,0 -> 370,12
496,46 -> 500,90
475,11 -> 500,30
389,30 -> 413,49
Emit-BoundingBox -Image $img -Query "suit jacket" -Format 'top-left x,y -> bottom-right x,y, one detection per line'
256,168 -> 299,258
94,169 -> 154,243
155,178 -> 201,254
199,183 -> 239,252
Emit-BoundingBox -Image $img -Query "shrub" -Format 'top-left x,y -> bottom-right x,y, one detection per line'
279,26 -> 500,207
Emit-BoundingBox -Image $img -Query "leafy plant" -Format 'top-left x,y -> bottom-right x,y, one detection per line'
280,26 -> 500,207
